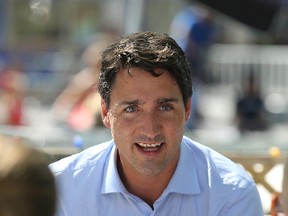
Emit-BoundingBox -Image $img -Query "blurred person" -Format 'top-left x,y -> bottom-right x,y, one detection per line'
0,63 -> 29,125
50,31 -> 263,215
170,5 -> 217,82
0,135 -> 57,216
51,33 -> 117,131
170,5 -> 218,130
282,158 -> 288,215
236,72 -> 268,133
271,158 -> 288,216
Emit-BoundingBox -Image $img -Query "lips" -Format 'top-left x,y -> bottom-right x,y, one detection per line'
135,142 -> 163,152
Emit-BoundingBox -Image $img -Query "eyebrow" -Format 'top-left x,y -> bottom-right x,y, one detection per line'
118,100 -> 144,107
155,98 -> 179,104
117,98 -> 179,107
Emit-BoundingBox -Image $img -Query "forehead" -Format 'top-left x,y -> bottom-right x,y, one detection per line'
109,67 -> 183,103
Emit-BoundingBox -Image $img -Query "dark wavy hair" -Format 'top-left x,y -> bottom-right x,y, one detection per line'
98,31 -> 193,109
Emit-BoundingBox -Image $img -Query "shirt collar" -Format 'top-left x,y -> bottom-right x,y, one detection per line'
101,142 -> 126,194
164,140 -> 201,195
101,139 -> 201,195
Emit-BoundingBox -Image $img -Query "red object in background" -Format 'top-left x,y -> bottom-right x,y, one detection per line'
8,99 -> 23,125
0,68 -> 27,126
67,103 -> 95,131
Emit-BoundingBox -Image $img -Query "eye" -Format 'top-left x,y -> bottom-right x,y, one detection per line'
124,105 -> 139,113
159,104 -> 173,111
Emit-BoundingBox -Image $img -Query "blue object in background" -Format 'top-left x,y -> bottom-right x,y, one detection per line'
73,134 -> 84,151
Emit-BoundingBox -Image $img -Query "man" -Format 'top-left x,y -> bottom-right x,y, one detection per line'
50,31 -> 263,215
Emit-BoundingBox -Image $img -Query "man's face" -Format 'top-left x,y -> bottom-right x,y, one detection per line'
101,67 -> 191,176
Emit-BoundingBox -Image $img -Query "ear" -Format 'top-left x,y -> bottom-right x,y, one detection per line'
184,98 -> 192,122
101,99 -> 111,128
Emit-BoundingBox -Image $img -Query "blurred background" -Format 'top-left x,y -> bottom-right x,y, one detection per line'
0,0 -> 288,214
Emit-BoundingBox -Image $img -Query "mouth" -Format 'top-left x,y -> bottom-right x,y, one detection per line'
135,142 -> 164,152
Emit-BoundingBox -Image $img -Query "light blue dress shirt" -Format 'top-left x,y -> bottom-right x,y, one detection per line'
49,136 -> 264,216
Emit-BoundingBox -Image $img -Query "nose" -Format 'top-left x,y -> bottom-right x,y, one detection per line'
138,111 -> 162,139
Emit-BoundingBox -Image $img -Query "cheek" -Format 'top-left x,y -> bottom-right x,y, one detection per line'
167,113 -> 186,133
110,116 -> 134,137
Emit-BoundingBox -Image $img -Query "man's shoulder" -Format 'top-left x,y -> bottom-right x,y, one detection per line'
49,140 -> 114,175
182,137 -> 263,216
182,136 -> 255,186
